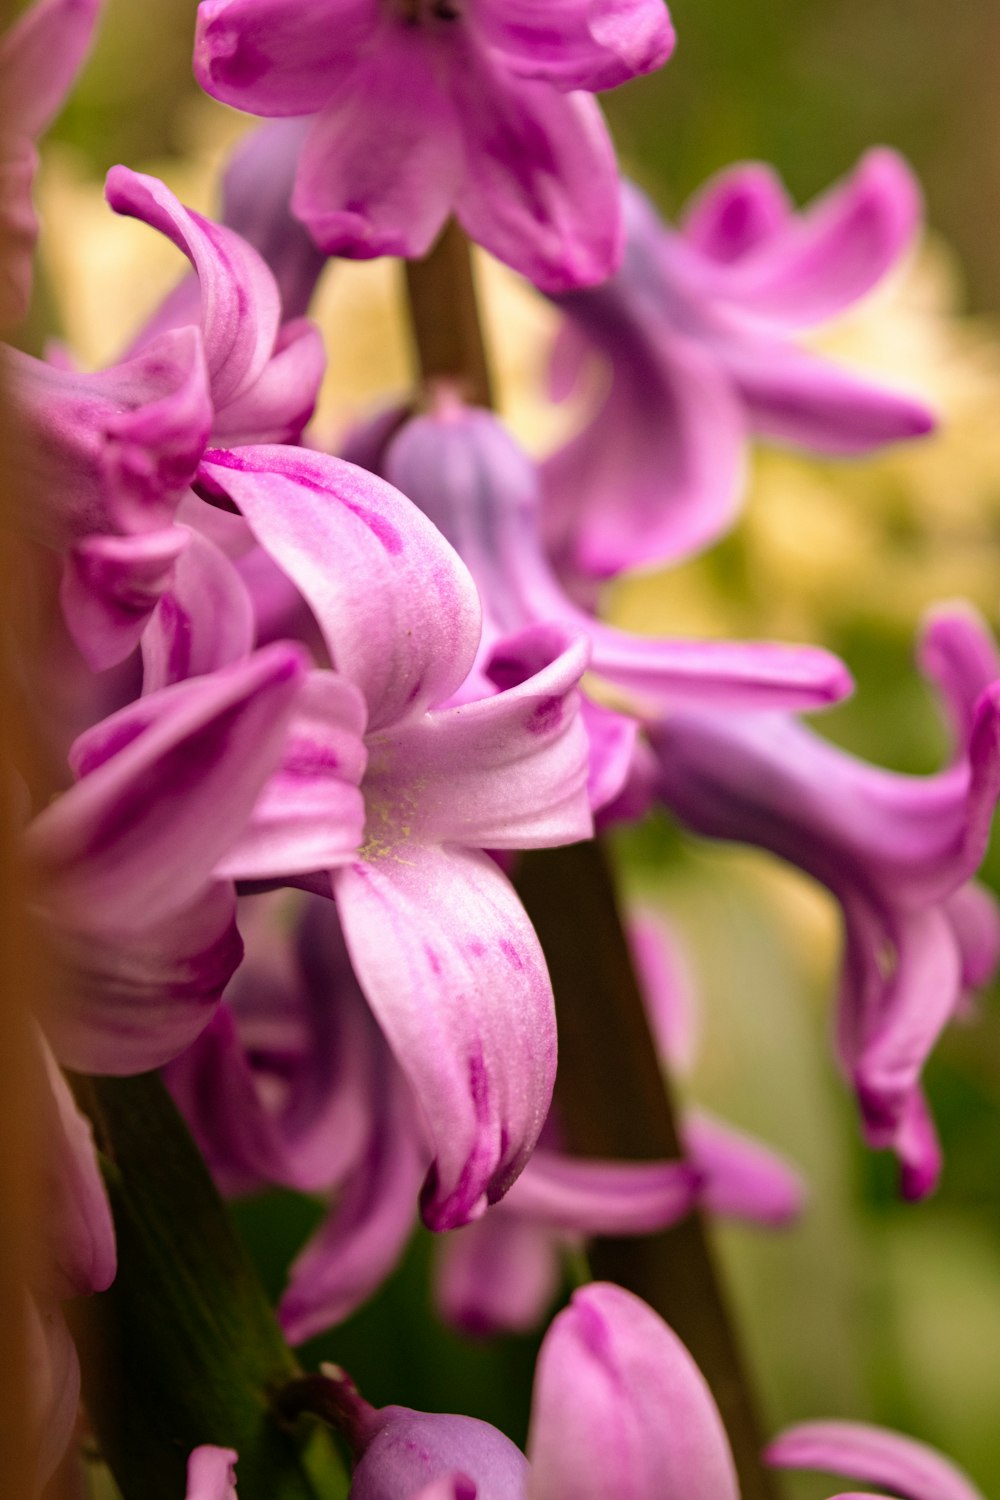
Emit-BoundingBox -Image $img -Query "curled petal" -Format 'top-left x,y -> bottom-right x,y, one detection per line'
684,1110 -> 806,1227
30,643 -> 307,932
479,0 -> 675,91
185,1446 -> 239,1500
435,1213 -> 561,1337
527,1282 -> 739,1500
279,1069 -> 423,1342
680,163 -> 793,264
766,1421 -> 986,1500
369,625 -> 592,852
62,527 -> 189,672
505,1149 -> 698,1234
199,445 -> 482,730
212,317 -> 325,446
142,526 -> 255,694
294,29 -> 461,261
334,845 -> 557,1230
216,669 -> 367,881
107,166 -> 282,409
195,0 -> 378,116
704,149 -> 922,329
918,603 -> 1000,753
945,881 -> 1000,992
453,57 -> 622,293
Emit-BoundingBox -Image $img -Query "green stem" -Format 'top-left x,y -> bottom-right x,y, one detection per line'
72,1072 -> 349,1500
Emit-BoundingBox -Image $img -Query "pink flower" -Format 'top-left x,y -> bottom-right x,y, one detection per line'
542,152 -> 934,579
194,0 -> 675,291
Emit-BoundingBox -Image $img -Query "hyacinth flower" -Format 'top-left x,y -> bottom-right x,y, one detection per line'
364,398 -> 851,815
650,603 -> 1000,1198
167,891 -> 699,1342
193,443 -> 593,1229
435,911 -> 804,1337
6,166 -> 324,671
23,641 -> 364,1074
0,0 -> 102,328
184,1448 -> 238,1500
193,0 -> 675,292
296,1280 -> 984,1500
541,151 -> 935,580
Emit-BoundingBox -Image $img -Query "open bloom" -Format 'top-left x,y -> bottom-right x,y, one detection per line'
196,444 -> 594,1228
651,603 -> 1000,1197
542,151 -> 934,579
194,0 -> 675,291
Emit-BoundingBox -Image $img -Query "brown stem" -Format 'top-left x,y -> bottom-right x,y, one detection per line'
401,223 -> 778,1497
403,220 -> 493,408
517,842 -> 779,1500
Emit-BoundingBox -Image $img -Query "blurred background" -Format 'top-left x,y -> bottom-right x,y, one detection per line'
22,0 -> 1000,1494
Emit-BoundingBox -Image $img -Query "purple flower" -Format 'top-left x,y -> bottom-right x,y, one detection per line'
184,1448 -> 239,1500
0,0 -> 102,327
193,0 -> 675,292
650,603 -> 1000,1197
541,152 -> 935,579
197,444 -> 593,1228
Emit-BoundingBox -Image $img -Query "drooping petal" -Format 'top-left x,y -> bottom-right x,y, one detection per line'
351,1408 -> 528,1500
185,1446 -> 239,1500
435,1213 -> 562,1337
918,602 -> 1000,753
526,1282 -> 739,1500
765,1421 -> 986,1500
504,1150 -> 699,1234
279,1067 -> 424,1342
194,0 -> 378,116
684,1110 -> 806,1227
141,526 -> 255,694
45,880 -> 243,1075
216,670 -> 367,881
106,167 -> 282,410
199,446 -> 482,730
61,527 -> 188,672
29,643 -> 307,932
334,844 -> 557,1230
720,337 -> 934,455
293,29 -> 461,261
453,51 -> 622,293
477,0 -> 674,91
366,625 -> 591,852
7,329 -> 211,548
703,149 -> 922,329
680,163 -> 793,264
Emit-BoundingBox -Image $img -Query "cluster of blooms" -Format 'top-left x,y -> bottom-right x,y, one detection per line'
4,0 -> 996,1494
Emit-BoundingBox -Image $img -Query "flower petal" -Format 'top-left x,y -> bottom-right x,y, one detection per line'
216,669 -> 367,881
680,163 -> 793,264
106,166 -> 282,409
293,29 -> 460,260
684,1110 -> 806,1227
194,0 -> 377,116
39,1033 -> 116,1298
705,149 -> 922,329
478,0 -> 674,91
367,625 -> 591,852
527,1282 -> 739,1500
918,602 -> 1000,753
141,525 -> 255,693
351,1409 -> 527,1500
453,54 -> 622,292
211,317 -> 325,446
61,526 -> 189,671
29,643 -> 307,931
435,1213 -> 561,1336
0,0 -> 101,137
334,844 -> 557,1230
185,1446 -> 239,1500
765,1421 -> 986,1500
199,445 -> 482,730
28,1296 -> 81,1490
504,1149 -> 699,1234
